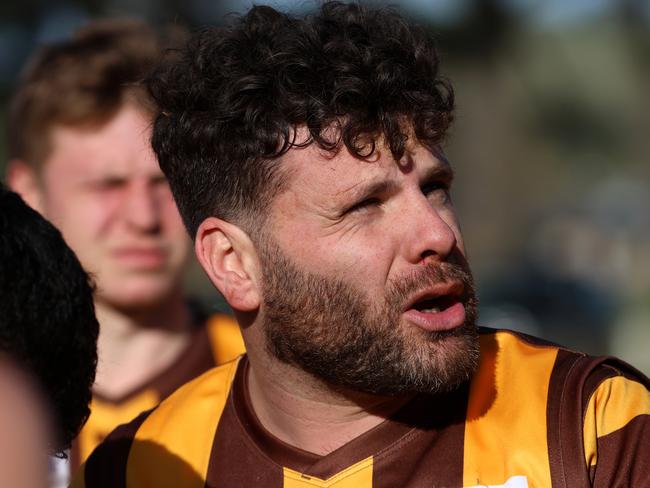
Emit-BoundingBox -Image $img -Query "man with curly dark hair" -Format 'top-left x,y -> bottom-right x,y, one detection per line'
76,3 -> 650,487
0,184 -> 98,486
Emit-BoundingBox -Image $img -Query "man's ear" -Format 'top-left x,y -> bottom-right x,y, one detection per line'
196,217 -> 261,312
5,160 -> 45,214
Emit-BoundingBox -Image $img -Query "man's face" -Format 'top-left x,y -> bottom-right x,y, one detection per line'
36,104 -> 190,310
258,138 -> 479,395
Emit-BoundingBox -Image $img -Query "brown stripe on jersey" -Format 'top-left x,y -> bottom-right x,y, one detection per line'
591,414 -> 650,487
205,357 -> 284,486
579,356 -> 649,417
579,363 -> 620,484
546,349 -> 585,488
582,362 -> 650,485
226,358 -> 320,471
80,409 -> 152,488
205,385 -> 285,487
546,352 -> 650,487
371,383 -> 470,488
579,361 -> 619,410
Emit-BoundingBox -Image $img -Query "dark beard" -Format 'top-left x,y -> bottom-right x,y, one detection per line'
259,238 -> 480,396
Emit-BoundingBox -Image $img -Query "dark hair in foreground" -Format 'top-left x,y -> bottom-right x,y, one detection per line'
0,184 -> 99,456
148,1 -> 454,237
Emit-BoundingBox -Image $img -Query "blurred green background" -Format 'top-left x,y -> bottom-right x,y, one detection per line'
1,0 -> 649,373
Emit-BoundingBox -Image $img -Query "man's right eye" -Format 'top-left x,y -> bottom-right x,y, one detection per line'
92,178 -> 126,191
346,197 -> 382,214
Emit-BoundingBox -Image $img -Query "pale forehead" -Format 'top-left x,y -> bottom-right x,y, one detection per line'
45,104 -> 159,177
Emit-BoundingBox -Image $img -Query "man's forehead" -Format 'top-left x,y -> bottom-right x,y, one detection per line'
279,139 -> 450,196
45,120 -> 159,178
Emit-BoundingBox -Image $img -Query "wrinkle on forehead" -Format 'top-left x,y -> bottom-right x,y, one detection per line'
276,135 -> 449,208
334,177 -> 371,197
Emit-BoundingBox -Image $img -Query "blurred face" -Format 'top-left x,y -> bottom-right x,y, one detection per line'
259,139 -> 480,395
37,104 -> 190,310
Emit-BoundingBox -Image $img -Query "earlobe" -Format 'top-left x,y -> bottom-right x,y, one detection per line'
5,160 -> 45,213
195,217 -> 261,312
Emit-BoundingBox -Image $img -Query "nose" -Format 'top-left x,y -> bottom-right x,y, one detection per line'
403,194 -> 458,265
123,182 -> 161,233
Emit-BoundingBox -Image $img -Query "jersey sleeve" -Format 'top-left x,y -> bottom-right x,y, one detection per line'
548,353 -> 650,487
582,370 -> 650,486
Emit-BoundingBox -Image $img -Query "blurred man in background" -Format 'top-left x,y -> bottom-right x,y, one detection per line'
5,19 -> 244,482
0,184 -> 98,487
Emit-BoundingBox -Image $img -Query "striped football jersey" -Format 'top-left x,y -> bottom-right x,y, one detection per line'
70,313 -> 244,470
72,328 -> 650,487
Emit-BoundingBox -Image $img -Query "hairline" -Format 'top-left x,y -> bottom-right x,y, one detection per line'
19,96 -> 155,172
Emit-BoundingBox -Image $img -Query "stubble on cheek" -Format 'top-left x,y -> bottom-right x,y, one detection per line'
259,237 -> 480,396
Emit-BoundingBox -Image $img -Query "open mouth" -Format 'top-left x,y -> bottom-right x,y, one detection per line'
411,294 -> 459,314
403,283 -> 467,332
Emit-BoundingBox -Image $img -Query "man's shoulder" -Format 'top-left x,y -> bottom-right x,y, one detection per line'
468,327 -> 649,486
478,325 -> 565,350
101,355 -> 240,444
478,325 -> 649,383
72,357 -> 243,488
143,355 -> 241,427
475,326 -> 650,440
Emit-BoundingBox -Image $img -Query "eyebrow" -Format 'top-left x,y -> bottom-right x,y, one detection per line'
333,160 -> 455,212
421,164 -> 455,184
338,179 -> 400,207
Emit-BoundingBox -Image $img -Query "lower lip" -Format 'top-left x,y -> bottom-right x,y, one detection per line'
403,301 -> 466,332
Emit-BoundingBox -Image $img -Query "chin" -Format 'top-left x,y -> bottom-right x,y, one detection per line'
97,278 -> 181,311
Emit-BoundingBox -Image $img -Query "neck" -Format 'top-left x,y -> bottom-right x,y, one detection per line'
93,292 -> 193,399
246,352 -> 412,456
94,291 -> 192,335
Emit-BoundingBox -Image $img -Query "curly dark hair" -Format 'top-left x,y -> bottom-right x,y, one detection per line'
148,1 -> 454,237
0,184 -> 99,456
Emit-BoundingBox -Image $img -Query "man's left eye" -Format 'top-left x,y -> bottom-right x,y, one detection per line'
421,181 -> 448,194
421,182 -> 450,203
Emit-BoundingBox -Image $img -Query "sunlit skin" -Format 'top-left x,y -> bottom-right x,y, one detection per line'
266,140 -> 466,332
199,134 -> 472,455
32,104 -> 190,310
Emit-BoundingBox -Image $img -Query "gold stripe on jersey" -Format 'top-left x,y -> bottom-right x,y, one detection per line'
206,314 -> 246,364
283,457 -> 373,488
583,376 -> 650,467
126,358 -> 241,487
77,390 -> 159,462
463,331 -> 557,487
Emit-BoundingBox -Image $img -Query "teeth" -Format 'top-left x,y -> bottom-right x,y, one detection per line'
421,307 -> 440,313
